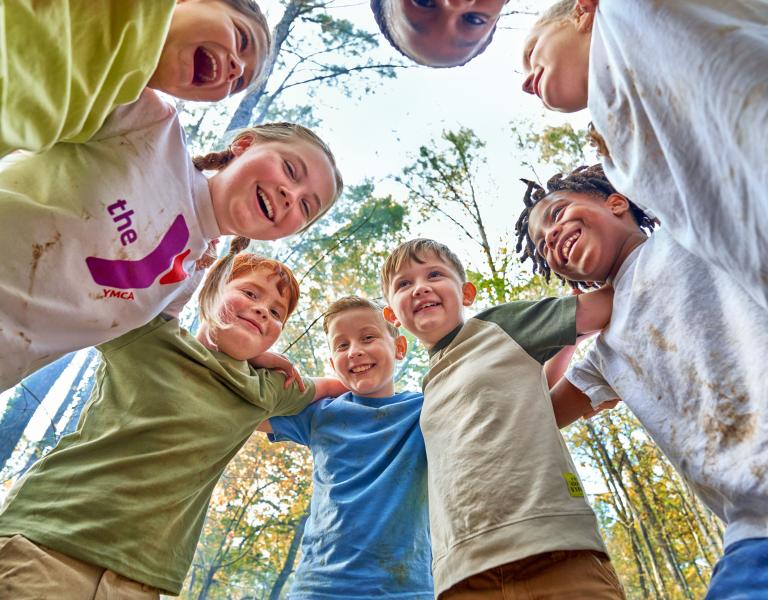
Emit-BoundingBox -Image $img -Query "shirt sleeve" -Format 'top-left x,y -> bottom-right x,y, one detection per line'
268,401 -> 322,446
477,296 -> 578,364
565,343 -> 619,409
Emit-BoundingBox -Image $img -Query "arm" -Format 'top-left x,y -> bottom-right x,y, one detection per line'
575,285 -> 614,334
256,377 -> 346,436
550,376 -> 620,428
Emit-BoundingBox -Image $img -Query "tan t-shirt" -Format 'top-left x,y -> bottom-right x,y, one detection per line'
422,298 -> 607,595
0,316 -> 315,595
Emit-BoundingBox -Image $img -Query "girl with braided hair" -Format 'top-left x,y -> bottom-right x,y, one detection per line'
0,251 -> 347,597
0,89 -> 343,392
521,0 -> 768,311
519,164 -> 768,600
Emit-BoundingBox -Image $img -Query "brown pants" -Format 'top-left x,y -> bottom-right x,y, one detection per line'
0,535 -> 159,600
440,550 -> 626,600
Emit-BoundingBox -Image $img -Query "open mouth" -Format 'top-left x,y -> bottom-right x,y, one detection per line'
558,230 -> 581,263
414,301 -> 440,314
256,187 -> 274,222
350,364 -> 375,374
193,47 -> 218,84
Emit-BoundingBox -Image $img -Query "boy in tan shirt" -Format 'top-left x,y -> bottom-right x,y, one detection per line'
381,238 -> 623,599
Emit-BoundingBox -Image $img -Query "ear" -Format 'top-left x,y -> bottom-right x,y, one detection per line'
383,306 -> 401,327
574,0 -> 597,33
230,134 -> 255,157
605,193 -> 631,216
394,335 -> 408,360
329,356 -> 337,375
461,282 -> 477,307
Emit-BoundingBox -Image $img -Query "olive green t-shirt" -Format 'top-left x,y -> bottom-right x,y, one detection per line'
0,316 -> 315,594
0,0 -> 174,156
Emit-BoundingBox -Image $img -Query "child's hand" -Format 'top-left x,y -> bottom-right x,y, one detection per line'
581,399 -> 620,420
249,351 -> 304,391
195,238 -> 220,271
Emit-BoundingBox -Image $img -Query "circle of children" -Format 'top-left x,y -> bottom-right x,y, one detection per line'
0,0 -> 765,598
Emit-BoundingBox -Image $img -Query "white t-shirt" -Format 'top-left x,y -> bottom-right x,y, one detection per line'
567,229 -> 768,549
589,0 -> 768,310
0,90 -> 219,391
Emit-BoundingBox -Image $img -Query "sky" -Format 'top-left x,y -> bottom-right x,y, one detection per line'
253,0 -> 592,272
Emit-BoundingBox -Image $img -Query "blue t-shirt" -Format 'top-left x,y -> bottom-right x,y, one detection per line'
269,390 -> 433,599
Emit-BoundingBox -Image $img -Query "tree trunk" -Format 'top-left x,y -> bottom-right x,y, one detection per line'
269,510 -> 310,600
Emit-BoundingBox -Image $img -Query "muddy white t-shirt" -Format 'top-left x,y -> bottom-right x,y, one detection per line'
0,90 -> 219,390
589,0 -> 768,309
567,229 -> 768,549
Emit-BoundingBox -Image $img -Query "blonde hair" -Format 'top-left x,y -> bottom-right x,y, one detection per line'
198,237 -> 300,332
535,0 -> 578,28
219,0 -> 272,87
192,122 -> 344,232
380,238 -> 466,300
323,296 -> 399,339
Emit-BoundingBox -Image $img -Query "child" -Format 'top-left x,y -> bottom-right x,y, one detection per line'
259,296 -> 433,599
381,238 -> 624,599
370,0 -> 507,67
1,0 -> 270,157
517,164 -> 768,599
520,0 -> 768,310
0,88 -> 343,392
0,250 -> 346,598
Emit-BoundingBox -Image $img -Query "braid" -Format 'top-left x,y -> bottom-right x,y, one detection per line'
192,148 -> 235,171
514,164 -> 656,290
198,236 -> 252,333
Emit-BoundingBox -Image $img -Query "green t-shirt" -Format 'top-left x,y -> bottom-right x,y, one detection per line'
0,316 -> 315,595
0,0 -> 174,157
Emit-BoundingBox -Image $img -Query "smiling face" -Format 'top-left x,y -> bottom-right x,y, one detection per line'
208,137 -> 338,241
386,0 -> 506,67
327,308 -> 406,398
384,252 -> 476,348
527,191 -> 644,283
521,13 -> 592,112
148,0 -> 268,101
200,269 -> 289,360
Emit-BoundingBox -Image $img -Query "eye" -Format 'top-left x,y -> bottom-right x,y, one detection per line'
412,0 -> 436,7
363,335 -> 376,342
463,13 -> 487,26
428,270 -> 442,278
233,75 -> 245,93
336,342 -> 349,351
396,279 -> 410,289
243,289 -> 257,299
270,308 -> 282,319
284,160 -> 296,180
552,205 -> 564,220
236,25 -> 248,52
301,199 -> 311,219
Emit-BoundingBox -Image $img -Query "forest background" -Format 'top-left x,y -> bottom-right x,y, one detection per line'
0,1 -> 723,598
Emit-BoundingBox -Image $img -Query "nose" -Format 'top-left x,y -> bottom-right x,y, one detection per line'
438,0 -> 474,8
544,223 -> 561,251
413,281 -> 432,296
347,344 -> 364,358
252,305 -> 268,320
277,184 -> 298,213
522,72 -> 535,95
227,54 -> 244,81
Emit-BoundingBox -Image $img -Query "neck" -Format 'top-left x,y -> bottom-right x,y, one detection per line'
606,231 -> 648,282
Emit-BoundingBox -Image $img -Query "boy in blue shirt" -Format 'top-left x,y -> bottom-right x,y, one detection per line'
259,296 -> 433,599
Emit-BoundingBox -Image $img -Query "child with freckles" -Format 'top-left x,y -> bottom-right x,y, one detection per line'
517,164 -> 768,600
520,0 -> 768,311
258,296 -> 433,600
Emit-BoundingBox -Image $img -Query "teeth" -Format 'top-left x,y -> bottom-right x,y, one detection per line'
561,232 -> 580,261
202,48 -> 217,82
257,188 -> 274,219
415,302 -> 438,313
351,365 -> 373,373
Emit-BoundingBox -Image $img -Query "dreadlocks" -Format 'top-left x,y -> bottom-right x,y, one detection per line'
514,164 -> 656,290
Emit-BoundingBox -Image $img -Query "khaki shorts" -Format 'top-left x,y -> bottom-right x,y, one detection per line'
0,535 -> 159,600
439,550 -> 626,600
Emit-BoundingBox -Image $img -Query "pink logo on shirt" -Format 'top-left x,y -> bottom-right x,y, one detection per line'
86,215 -> 191,289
